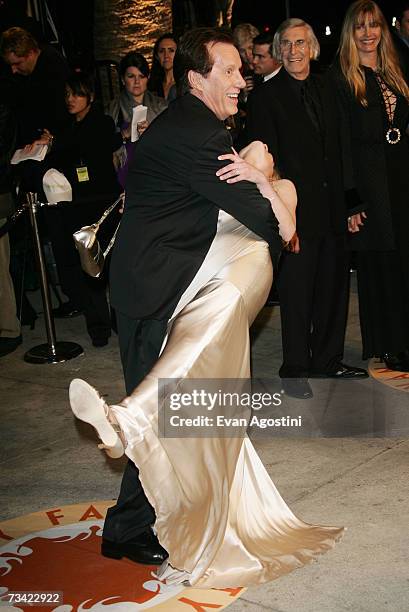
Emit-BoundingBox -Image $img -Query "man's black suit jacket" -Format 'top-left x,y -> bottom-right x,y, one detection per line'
14,46 -> 70,145
110,94 -> 281,321
246,68 -> 348,239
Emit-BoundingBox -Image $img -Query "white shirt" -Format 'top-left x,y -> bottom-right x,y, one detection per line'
263,66 -> 282,82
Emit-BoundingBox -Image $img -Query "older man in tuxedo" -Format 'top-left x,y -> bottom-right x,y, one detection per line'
102,27 -> 282,565
246,18 -> 368,398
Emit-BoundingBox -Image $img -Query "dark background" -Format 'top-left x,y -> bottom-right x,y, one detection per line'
231,0 -> 395,31
0,0 -> 400,70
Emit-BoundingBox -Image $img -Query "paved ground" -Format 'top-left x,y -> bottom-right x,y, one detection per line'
1,275 -> 408,612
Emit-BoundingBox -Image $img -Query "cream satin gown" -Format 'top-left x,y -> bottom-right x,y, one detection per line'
106,211 -> 343,588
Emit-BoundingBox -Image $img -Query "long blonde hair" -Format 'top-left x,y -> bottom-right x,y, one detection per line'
338,0 -> 409,106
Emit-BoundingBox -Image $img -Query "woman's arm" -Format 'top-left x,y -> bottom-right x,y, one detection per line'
216,152 -> 296,242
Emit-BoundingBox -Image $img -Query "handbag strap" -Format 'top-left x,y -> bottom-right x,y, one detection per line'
94,192 -> 125,230
103,220 -> 121,258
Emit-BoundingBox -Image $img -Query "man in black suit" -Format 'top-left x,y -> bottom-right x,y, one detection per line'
102,27 -> 282,565
246,18 -> 367,398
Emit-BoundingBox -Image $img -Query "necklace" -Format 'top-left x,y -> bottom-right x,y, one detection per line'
375,73 -> 401,144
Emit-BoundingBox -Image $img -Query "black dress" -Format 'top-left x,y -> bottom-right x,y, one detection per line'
333,66 -> 409,358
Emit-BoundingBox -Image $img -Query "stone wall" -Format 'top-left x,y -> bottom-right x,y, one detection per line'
94,0 -> 172,63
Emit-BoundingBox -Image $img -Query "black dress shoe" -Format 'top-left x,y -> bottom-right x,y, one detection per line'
92,336 -> 109,347
281,378 -> 313,399
312,363 -> 368,379
0,335 -> 22,357
382,352 -> 409,372
52,303 -> 82,318
101,529 -> 168,565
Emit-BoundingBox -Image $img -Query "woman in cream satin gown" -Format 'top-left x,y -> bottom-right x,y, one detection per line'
70,142 -> 343,588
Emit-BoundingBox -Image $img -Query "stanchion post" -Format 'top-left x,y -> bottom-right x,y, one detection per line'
26,192 -> 57,354
24,192 -> 83,364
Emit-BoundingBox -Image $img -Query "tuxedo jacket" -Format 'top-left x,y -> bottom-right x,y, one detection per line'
110,94 -> 281,320
246,68 -> 348,238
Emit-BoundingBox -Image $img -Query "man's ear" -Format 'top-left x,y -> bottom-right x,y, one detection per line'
27,49 -> 38,63
188,69 -> 204,91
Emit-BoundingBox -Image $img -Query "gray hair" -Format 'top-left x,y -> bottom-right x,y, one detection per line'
272,18 -> 320,61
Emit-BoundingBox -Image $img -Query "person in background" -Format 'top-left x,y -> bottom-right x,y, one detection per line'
108,52 -> 167,188
0,74 -> 21,357
395,1 -> 409,47
233,22 -> 260,95
0,27 -> 69,146
331,0 -> 409,372
148,33 -> 178,101
252,30 -> 282,83
233,23 -> 259,70
247,18 -> 368,398
392,1 -> 409,78
35,73 -> 122,346
231,23 -> 261,148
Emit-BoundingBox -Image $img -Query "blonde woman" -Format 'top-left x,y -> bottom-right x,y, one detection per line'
332,0 -> 409,371
232,22 -> 259,71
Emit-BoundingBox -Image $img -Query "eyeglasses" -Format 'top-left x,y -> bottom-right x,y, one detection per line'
280,39 -> 307,51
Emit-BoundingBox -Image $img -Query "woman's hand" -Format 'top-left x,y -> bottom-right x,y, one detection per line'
24,128 -> 53,152
121,125 -> 131,142
137,120 -> 149,137
285,231 -> 300,253
216,149 -> 268,190
348,211 -> 367,233
243,75 -> 255,95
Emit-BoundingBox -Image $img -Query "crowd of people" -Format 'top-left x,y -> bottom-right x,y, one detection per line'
1,0 -> 409,591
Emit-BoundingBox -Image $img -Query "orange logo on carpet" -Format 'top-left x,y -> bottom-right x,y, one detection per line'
369,358 -> 409,392
0,502 -> 245,611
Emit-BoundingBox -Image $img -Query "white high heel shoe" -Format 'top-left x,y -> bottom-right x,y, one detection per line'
69,378 -> 124,458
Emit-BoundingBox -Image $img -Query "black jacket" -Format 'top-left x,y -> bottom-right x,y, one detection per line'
110,93 -> 281,320
246,68 -> 348,238
13,45 -> 70,145
47,106 -> 121,203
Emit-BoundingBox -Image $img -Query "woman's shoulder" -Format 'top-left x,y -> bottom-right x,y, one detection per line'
273,178 -> 296,194
144,90 -> 167,112
273,179 -> 297,206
